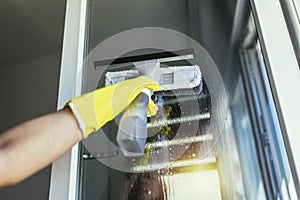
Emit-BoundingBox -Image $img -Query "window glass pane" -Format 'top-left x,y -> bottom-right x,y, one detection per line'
78,0 -> 294,199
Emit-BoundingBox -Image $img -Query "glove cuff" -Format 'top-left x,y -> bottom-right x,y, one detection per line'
68,102 -> 85,139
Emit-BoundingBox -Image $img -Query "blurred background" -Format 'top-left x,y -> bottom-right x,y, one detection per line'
0,1 -> 66,199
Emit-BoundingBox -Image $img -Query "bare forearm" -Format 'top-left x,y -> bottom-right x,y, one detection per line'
0,107 -> 82,187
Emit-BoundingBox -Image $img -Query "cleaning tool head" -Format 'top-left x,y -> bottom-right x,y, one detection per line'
105,60 -> 203,157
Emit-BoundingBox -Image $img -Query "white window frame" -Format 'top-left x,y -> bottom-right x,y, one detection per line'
49,0 -> 87,199
49,0 -> 300,199
250,0 -> 300,198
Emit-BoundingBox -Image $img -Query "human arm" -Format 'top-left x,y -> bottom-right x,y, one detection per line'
0,76 -> 160,187
0,107 -> 82,187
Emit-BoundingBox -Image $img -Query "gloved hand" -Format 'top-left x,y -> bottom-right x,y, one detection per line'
66,76 -> 161,138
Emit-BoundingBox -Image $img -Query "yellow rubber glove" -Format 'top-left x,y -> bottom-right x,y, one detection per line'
66,76 -> 161,138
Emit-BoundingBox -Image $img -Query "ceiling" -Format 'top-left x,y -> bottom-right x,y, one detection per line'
0,0 -> 66,67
